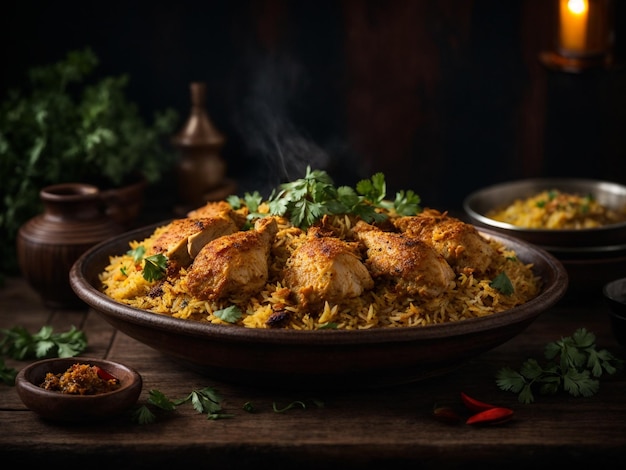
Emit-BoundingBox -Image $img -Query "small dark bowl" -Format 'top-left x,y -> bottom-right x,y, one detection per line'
603,278 -> 626,347
15,357 -> 142,422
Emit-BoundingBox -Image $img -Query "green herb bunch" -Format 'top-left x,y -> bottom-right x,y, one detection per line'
228,166 -> 422,230
0,325 -> 88,385
0,48 -> 179,279
496,328 -> 623,403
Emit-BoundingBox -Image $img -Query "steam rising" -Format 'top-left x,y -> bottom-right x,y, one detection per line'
234,54 -> 331,195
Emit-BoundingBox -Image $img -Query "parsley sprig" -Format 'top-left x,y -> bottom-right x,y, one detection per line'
234,167 -> 422,229
0,325 -> 87,361
496,328 -> 624,403
131,386 -> 233,424
126,246 -> 168,282
0,325 -> 88,385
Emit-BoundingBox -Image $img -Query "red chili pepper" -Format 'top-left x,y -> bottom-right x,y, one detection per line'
94,365 -> 119,382
460,391 -> 496,413
466,407 -> 514,425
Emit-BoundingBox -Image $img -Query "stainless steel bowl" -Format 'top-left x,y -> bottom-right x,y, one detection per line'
463,178 -> 626,249
463,178 -> 626,296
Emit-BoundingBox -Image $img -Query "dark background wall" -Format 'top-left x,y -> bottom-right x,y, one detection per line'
2,0 -> 625,212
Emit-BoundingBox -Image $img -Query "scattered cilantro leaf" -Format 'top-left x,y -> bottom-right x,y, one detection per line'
490,272 -> 514,295
213,305 -> 243,323
143,253 -> 168,282
148,389 -> 177,411
243,402 -> 257,413
496,328 -> 624,403
131,405 -> 157,425
127,245 -> 146,264
174,386 -> 233,420
132,386 -> 233,424
0,357 -> 17,385
0,325 -> 87,360
273,400 -> 307,413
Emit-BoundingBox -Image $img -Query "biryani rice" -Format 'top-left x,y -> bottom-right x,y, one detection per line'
99,213 -> 542,330
486,189 -> 626,229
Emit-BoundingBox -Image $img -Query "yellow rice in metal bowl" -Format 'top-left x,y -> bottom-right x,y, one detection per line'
99,212 -> 541,330
486,189 -> 626,230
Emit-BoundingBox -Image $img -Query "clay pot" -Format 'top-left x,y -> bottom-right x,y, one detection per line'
100,175 -> 147,229
16,183 -> 124,309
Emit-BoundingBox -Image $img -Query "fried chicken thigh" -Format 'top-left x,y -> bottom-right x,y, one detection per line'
393,209 -> 498,276
353,221 -> 455,298
283,227 -> 374,308
150,216 -> 238,268
187,200 -> 247,229
186,217 -> 278,301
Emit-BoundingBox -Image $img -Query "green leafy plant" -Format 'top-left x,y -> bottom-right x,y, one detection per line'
496,328 -> 624,403
0,325 -> 88,360
0,48 -> 179,279
0,325 -> 88,385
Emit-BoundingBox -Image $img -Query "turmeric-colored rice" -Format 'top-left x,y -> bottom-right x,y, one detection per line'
487,189 -> 626,229
99,212 -> 542,330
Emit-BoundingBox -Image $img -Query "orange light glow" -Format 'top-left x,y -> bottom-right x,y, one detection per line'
559,0 -> 589,54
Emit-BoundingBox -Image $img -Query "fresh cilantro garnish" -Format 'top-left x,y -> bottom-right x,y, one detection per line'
0,325 -> 87,361
240,166 -> 421,229
226,194 -> 242,209
490,272 -> 514,295
127,245 -> 146,264
143,254 -> 168,282
389,189 -> 422,216
496,328 -> 624,404
126,246 -> 167,281
213,305 -> 243,323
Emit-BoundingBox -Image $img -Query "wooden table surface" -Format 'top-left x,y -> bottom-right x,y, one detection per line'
1,276 -> 625,469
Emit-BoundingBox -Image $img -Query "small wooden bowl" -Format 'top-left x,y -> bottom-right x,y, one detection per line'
15,357 -> 142,422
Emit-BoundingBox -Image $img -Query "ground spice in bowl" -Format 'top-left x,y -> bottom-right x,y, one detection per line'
40,363 -> 120,395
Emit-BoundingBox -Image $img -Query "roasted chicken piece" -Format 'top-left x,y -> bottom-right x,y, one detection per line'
185,217 -> 279,301
150,216 -> 238,268
283,227 -> 374,308
187,200 -> 247,229
393,209 -> 497,276
353,221 -> 455,298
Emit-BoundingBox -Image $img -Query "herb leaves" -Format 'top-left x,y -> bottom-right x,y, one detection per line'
237,166 -> 422,229
496,328 -> 623,403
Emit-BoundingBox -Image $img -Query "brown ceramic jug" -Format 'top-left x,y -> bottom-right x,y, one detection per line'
16,183 -> 124,309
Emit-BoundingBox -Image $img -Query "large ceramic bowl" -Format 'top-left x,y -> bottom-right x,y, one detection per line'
70,223 -> 568,390
463,178 -> 626,295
